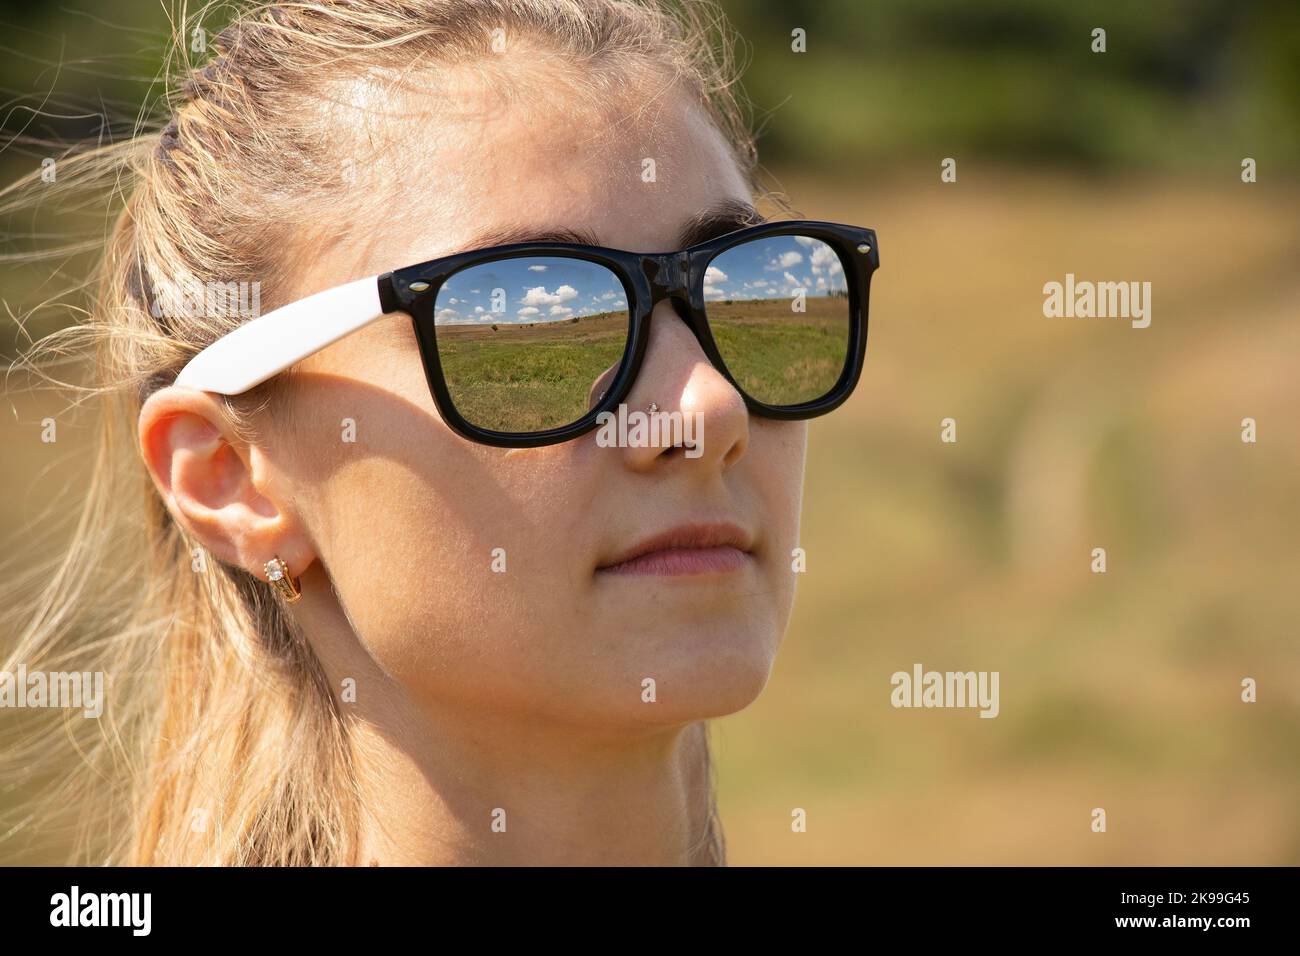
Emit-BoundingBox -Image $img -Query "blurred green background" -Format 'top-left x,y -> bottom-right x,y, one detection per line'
2,0 -> 1298,864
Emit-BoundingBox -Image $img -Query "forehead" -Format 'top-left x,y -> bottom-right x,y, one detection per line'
349,64 -> 754,271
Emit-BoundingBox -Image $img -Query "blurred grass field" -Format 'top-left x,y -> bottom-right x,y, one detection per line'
4,165 -> 1296,864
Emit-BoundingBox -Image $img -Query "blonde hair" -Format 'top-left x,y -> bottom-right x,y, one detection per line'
1,0 -> 776,865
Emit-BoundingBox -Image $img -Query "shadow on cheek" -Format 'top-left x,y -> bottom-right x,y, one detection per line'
270,369 -> 513,503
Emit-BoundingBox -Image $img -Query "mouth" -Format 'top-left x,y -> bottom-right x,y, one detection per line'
595,521 -> 755,577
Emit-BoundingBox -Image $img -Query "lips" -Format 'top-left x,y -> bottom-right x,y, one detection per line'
596,521 -> 755,576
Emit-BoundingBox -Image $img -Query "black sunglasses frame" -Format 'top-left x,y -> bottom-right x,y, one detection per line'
377,218 -> 879,448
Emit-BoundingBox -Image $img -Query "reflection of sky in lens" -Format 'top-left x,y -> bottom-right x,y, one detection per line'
433,238 -> 847,326
705,236 -> 846,302
435,257 -> 627,326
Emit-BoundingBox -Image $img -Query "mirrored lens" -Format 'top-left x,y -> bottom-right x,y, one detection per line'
433,257 -> 631,433
704,234 -> 851,406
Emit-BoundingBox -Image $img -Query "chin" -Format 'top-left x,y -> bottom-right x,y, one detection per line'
622,619 -> 782,723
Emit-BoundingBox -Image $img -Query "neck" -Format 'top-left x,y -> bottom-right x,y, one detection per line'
344,690 -> 721,866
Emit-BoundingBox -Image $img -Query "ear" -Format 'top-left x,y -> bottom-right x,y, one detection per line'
137,386 -> 315,583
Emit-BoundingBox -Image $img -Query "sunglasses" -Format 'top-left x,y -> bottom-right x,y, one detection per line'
174,218 -> 879,447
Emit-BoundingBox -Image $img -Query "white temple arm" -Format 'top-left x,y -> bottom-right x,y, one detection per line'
173,274 -> 390,395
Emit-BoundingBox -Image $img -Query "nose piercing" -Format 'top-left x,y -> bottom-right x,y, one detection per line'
647,402 -> 659,413
264,556 -> 301,603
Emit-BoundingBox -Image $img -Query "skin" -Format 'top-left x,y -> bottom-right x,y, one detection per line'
138,64 -> 806,865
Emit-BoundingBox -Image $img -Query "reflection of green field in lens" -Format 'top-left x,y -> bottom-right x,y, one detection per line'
436,312 -> 628,432
708,297 -> 850,405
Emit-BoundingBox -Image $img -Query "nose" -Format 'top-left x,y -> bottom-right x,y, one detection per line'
617,297 -> 749,474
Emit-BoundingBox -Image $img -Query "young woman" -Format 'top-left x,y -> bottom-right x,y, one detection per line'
1,0 -> 876,865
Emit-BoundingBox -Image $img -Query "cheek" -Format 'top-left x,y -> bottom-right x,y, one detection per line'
747,419 -> 808,588
300,403 -> 604,715
730,419 -> 810,665
280,289 -> 622,720
731,420 -> 807,670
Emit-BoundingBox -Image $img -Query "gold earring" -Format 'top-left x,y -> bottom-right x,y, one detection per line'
264,556 -> 301,603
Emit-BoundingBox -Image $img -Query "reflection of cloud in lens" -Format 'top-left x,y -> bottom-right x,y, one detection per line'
810,244 -> 842,277
704,236 -> 845,301
438,260 -> 630,326
521,284 -> 578,306
704,265 -> 729,300
764,249 -> 804,271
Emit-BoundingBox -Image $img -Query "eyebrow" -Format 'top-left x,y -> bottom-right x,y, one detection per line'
460,198 -> 766,254
675,199 -> 767,248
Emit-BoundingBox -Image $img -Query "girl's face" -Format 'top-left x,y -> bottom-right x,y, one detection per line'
155,76 -> 806,732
